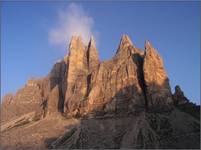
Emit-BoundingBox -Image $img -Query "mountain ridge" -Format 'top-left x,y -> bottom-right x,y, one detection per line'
1,35 -> 200,149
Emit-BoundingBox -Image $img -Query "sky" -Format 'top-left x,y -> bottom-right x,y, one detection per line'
1,1 -> 200,105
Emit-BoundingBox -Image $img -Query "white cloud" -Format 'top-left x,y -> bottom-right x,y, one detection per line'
49,3 -> 96,46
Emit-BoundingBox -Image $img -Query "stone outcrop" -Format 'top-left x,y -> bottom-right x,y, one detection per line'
173,85 -> 200,119
173,85 -> 188,105
1,34 -> 200,149
143,41 -> 172,108
86,36 -> 99,72
1,35 -> 194,118
87,35 -> 146,115
46,109 -> 200,149
49,60 -> 67,112
1,79 -> 44,123
47,85 -> 60,115
64,36 -> 88,116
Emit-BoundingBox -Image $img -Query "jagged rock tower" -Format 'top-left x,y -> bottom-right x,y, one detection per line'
1,35 -> 200,149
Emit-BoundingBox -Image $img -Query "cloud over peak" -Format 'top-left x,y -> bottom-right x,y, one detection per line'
49,3 -> 95,47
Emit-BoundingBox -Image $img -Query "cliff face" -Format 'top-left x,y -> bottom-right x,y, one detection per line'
1,35 -> 200,149
143,41 -> 173,109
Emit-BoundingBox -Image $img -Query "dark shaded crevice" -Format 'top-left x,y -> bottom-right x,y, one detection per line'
58,86 -> 65,113
125,65 -> 129,77
86,74 -> 92,97
79,45 -> 92,104
86,43 -> 91,69
41,99 -> 48,118
38,87 -> 48,118
58,61 -> 67,113
63,59 -> 70,114
139,64 -> 148,111
132,54 -> 148,110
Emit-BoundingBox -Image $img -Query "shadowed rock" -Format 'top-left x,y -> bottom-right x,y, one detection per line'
47,85 -> 60,115
173,85 -> 188,105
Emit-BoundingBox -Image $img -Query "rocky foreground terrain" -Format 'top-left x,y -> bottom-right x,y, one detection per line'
1,35 -> 200,149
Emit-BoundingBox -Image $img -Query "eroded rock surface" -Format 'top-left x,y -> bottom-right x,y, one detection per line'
47,110 -> 200,149
1,35 -> 200,149
143,41 -> 172,109
1,79 -> 44,123
173,85 -> 188,105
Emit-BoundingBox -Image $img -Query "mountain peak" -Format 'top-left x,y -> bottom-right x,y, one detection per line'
145,40 -> 155,52
87,36 -> 99,72
88,36 -> 96,48
1,35 -> 199,149
115,34 -> 134,57
119,34 -> 133,48
70,35 -> 82,44
144,40 -> 160,58
69,35 -> 85,56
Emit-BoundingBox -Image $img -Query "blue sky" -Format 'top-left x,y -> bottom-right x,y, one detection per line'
1,1 -> 200,104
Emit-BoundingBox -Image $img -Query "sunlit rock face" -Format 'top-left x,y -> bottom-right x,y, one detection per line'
86,36 -> 99,73
47,85 -> 60,115
0,35 -> 189,117
143,41 -> 172,108
63,36 -> 87,116
1,79 -> 44,123
1,35 -> 200,149
87,35 -> 146,115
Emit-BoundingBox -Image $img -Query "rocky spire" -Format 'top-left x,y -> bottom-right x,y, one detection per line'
1,34 -> 200,149
119,35 -> 133,47
173,85 -> 188,105
113,35 -> 135,61
68,36 -> 85,56
116,34 -> 133,54
145,40 -> 153,50
64,36 -> 88,114
143,40 -> 173,108
88,36 -> 96,49
67,36 -> 88,74
86,36 -> 99,72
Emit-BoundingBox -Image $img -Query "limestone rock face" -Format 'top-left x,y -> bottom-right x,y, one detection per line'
87,36 -> 146,115
117,35 -> 134,50
1,34 -> 200,149
173,85 -> 188,105
115,35 -> 144,58
87,36 -> 99,72
64,36 -> 88,116
49,60 -> 67,90
1,94 -> 14,123
47,85 -> 60,114
1,79 -> 44,123
143,41 -> 172,108
1,35 -> 195,118
49,60 -> 67,112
